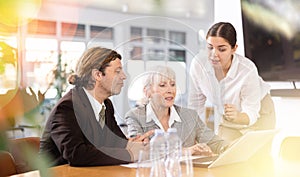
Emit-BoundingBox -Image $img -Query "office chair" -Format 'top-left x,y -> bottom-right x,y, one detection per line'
0,151 -> 17,176
8,137 -> 40,174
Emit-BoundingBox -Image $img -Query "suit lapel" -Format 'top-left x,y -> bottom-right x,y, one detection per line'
172,106 -> 187,143
73,87 -> 105,148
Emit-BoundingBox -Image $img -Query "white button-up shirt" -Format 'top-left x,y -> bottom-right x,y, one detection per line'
146,103 -> 181,131
83,88 -> 105,122
188,52 -> 270,134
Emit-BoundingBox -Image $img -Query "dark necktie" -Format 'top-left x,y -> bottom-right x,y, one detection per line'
99,105 -> 105,128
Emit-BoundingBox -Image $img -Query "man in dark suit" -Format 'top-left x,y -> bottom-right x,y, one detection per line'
39,47 -> 151,166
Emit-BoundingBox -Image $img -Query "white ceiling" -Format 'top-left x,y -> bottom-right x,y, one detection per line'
44,0 -> 213,19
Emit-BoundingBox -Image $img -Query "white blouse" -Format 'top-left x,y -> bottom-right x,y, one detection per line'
188,52 -> 270,133
146,103 -> 181,131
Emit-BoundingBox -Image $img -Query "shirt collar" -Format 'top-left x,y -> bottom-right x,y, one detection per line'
226,53 -> 238,79
201,53 -> 238,79
146,104 -> 181,130
83,88 -> 105,122
170,106 -> 182,123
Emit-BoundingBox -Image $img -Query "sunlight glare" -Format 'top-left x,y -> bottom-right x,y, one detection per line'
0,0 -> 42,27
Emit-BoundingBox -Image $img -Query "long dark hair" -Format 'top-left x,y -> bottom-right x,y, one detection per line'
206,22 -> 237,48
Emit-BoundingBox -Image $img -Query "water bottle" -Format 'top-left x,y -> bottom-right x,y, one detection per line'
165,128 -> 182,177
150,129 -> 167,177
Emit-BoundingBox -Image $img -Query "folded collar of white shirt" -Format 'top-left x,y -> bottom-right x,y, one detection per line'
146,104 -> 181,129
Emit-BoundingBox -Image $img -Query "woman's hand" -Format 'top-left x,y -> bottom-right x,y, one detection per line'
223,104 -> 250,125
224,104 -> 238,122
187,143 -> 213,156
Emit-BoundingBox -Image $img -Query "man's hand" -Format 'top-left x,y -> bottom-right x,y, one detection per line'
126,130 -> 154,161
128,129 -> 154,145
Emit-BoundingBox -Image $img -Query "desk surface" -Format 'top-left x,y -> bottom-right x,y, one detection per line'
9,144 -> 300,177
9,135 -> 300,177
10,157 -> 300,177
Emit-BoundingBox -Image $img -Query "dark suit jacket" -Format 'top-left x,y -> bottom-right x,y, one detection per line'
39,87 -> 131,166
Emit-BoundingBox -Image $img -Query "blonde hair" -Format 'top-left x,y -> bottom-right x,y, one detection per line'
143,65 -> 176,90
137,65 -> 176,106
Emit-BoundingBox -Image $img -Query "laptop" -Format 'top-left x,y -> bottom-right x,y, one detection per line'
192,129 -> 278,168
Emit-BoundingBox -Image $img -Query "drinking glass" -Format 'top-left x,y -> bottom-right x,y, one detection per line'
136,150 -> 151,177
180,149 -> 194,177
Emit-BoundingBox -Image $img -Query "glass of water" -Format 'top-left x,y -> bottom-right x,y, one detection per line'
180,149 -> 194,177
136,150 -> 151,177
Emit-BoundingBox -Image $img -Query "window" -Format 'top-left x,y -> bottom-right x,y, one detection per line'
25,38 -> 58,93
146,28 -> 165,44
130,46 -> 143,60
61,23 -> 85,37
0,18 -> 118,100
27,19 -> 57,35
169,31 -> 186,45
60,41 -> 86,73
25,38 -> 58,62
128,27 -> 187,62
130,27 -> 143,42
127,60 -> 145,107
169,49 -> 186,62
148,49 -> 165,61
90,25 -> 113,39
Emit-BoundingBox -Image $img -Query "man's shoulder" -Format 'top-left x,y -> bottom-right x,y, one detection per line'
55,90 -> 73,106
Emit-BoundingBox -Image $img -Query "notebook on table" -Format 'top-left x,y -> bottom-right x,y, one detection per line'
192,129 -> 278,168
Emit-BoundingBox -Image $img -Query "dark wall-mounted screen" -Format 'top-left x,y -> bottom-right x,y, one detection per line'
241,0 -> 300,81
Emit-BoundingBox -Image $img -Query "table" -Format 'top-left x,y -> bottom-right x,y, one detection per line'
10,156 -> 300,177
9,143 -> 300,177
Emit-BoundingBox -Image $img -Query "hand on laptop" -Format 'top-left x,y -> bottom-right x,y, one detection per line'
187,143 -> 213,156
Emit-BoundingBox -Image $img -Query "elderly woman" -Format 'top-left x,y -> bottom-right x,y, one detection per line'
125,65 -> 228,155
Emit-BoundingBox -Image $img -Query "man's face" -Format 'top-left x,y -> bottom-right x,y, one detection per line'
99,58 -> 126,96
